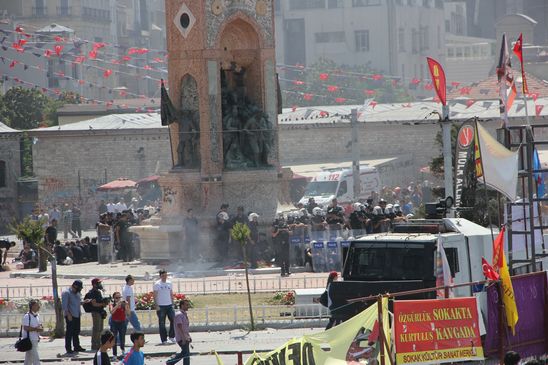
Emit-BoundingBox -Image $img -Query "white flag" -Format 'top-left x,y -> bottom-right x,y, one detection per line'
476,122 -> 519,201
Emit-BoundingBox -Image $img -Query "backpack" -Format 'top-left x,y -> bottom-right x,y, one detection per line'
319,290 -> 328,307
83,291 -> 94,313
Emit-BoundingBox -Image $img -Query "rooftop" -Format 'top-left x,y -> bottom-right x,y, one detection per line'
31,113 -> 165,132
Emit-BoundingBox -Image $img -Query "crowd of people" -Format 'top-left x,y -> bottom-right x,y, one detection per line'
44,271 -> 191,364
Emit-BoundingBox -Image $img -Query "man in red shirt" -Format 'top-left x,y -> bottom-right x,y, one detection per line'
166,299 -> 192,365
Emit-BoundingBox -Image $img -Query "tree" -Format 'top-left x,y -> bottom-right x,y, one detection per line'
230,222 -> 255,331
282,58 -> 411,108
9,217 -> 64,337
0,87 -> 81,129
0,87 -> 51,130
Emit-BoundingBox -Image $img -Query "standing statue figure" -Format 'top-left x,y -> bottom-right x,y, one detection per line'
258,113 -> 272,165
242,111 -> 262,167
177,110 -> 200,168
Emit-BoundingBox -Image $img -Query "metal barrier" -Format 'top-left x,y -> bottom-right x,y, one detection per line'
0,276 -> 327,300
0,304 -> 330,335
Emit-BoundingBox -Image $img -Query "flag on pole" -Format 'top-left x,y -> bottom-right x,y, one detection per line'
435,238 -> 454,298
160,79 -> 178,126
497,34 -> 518,125
426,57 -> 447,105
481,257 -> 499,281
492,226 -> 519,334
475,122 -> 519,201
512,33 -> 529,95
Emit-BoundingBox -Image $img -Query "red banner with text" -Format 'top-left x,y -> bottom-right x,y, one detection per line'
394,298 -> 484,365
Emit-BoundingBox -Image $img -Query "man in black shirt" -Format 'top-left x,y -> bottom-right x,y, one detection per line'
115,213 -> 132,262
84,278 -> 108,351
54,241 -> 68,264
326,198 -> 345,231
45,219 -> 58,245
272,214 -> 292,277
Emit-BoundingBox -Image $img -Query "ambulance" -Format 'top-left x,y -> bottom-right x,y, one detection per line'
298,166 -> 380,207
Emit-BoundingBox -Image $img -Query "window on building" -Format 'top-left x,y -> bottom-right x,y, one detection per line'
435,0 -> 443,9
422,0 -> 430,7
0,161 -> 6,188
328,0 -> 343,8
419,26 -> 429,51
290,0 -> 325,10
355,30 -> 369,52
315,31 -> 346,43
411,28 -> 418,54
398,27 -> 405,52
352,0 -> 381,6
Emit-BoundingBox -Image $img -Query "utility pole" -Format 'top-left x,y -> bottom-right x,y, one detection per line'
441,104 -> 453,203
351,108 -> 361,200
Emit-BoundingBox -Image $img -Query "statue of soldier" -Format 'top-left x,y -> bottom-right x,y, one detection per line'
177,110 -> 200,168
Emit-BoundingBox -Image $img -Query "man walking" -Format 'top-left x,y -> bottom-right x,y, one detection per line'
122,275 -> 142,331
22,299 -> 43,365
166,299 -> 192,365
153,269 -> 175,344
62,280 -> 88,355
85,278 -> 108,351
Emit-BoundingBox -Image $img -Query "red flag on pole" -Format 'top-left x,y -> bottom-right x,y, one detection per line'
512,33 -> 529,95
426,57 -> 447,105
482,257 -> 499,281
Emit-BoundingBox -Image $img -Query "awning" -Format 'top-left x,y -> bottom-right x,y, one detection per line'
287,157 -> 397,178
97,178 -> 136,191
136,175 -> 160,185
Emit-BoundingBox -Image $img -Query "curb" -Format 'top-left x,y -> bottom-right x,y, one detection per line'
0,349 -> 271,363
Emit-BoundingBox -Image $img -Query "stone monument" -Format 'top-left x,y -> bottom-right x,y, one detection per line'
133,0 -> 280,262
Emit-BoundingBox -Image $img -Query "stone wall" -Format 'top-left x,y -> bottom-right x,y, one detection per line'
29,129 -> 171,228
0,134 -> 21,232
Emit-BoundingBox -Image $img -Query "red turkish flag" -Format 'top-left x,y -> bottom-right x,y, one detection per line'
103,69 -> 112,78
482,257 -> 499,281
370,101 -> 378,109
536,105 -> 544,117
529,93 -> 538,102
513,33 -> 529,94
335,97 -> 346,103
292,80 -> 304,86
364,89 -> 375,96
74,56 -> 86,63
410,78 -> 421,85
319,111 -> 329,117
466,99 -> 475,108
143,65 -> 152,70
327,85 -> 338,92
371,74 -> 383,81
15,26 -> 24,33
319,73 -> 329,81
54,45 -> 63,56
88,50 -> 97,59
9,60 -> 17,68
451,81 -> 461,88
78,79 -> 85,85
54,36 -> 64,43
122,56 -> 132,61
303,93 -> 313,101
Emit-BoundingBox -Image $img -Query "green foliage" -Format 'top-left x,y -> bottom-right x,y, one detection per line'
0,87 -> 80,129
282,58 -> 411,108
231,222 -> 251,245
9,216 -> 45,246
21,132 -> 33,177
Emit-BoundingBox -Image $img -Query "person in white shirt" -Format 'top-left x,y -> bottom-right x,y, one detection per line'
106,200 -> 115,214
22,299 -> 43,365
115,198 -> 128,213
122,275 -> 141,331
153,269 -> 175,344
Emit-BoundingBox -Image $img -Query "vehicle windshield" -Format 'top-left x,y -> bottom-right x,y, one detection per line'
304,181 -> 338,197
345,242 -> 435,281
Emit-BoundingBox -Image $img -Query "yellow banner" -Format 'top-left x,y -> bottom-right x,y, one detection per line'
232,299 -> 390,365
500,254 -> 519,334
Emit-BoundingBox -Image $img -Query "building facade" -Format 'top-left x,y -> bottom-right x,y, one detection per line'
275,0 -> 446,85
